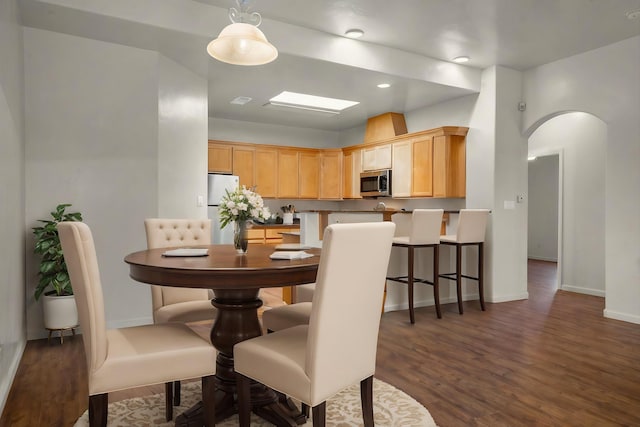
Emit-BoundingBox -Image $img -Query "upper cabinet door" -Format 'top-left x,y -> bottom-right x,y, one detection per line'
232,146 -> 255,189
298,151 -> 320,199
362,144 -> 392,171
392,140 -> 412,198
208,142 -> 233,173
412,136 -> 433,197
254,148 -> 277,198
277,149 -> 299,198
320,150 -> 343,199
433,134 -> 466,198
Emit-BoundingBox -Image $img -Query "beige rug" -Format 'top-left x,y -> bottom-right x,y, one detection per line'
74,378 -> 436,426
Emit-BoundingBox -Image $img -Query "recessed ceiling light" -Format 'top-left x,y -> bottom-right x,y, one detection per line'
377,83 -> 391,89
230,96 -> 252,105
452,56 -> 470,63
528,156 -> 537,161
344,29 -> 364,39
267,91 -> 359,114
626,9 -> 640,20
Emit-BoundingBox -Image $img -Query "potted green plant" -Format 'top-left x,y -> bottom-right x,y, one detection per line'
33,203 -> 83,336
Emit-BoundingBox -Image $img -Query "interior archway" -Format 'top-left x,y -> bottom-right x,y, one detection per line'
526,112 -> 607,299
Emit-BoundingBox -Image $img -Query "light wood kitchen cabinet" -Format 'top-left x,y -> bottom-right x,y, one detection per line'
342,148 -> 362,199
412,135 -> 434,197
254,147 -> 278,197
207,125 -> 467,201
277,149 -> 299,198
208,142 -> 233,173
319,150 -> 343,199
392,140 -> 412,197
232,146 -> 255,189
433,134 -> 466,198
246,226 -> 300,244
298,151 -> 320,199
362,144 -> 392,171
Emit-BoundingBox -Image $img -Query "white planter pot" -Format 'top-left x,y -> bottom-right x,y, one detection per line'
42,294 -> 79,330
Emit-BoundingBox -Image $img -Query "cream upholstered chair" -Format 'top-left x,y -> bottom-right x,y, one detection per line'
439,209 -> 490,314
144,218 -> 217,409
386,209 -> 444,322
57,222 -> 216,426
262,284 -> 314,332
235,222 -> 396,426
144,218 -> 216,324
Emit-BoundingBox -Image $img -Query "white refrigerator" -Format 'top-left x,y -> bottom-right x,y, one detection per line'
207,174 -> 239,244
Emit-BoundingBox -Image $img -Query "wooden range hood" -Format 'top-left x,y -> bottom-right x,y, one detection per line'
363,112 -> 408,144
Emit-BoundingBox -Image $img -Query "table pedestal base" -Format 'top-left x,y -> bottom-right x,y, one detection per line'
176,292 -> 307,426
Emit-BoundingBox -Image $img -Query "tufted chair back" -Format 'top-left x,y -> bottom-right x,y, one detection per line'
144,218 -> 212,317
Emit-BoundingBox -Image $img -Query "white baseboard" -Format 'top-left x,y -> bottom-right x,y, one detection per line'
384,294 -> 477,313
560,284 -> 605,297
384,291 -> 532,312
0,338 -> 26,416
488,292 -> 529,303
527,256 -> 558,262
107,316 -> 153,329
603,309 -> 640,325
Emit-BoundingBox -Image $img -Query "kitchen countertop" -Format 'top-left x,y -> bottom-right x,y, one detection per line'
250,223 -> 300,229
298,209 -> 461,214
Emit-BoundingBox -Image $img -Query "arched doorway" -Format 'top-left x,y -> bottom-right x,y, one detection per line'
526,112 -> 607,298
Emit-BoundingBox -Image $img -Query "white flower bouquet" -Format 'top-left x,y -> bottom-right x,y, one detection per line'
218,186 -> 271,229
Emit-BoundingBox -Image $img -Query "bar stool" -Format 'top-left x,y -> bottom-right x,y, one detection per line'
386,209 -> 444,323
439,209 -> 490,314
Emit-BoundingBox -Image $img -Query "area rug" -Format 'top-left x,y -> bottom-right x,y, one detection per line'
74,378 -> 437,426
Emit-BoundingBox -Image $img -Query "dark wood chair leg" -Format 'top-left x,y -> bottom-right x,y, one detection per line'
312,402 -> 326,427
89,393 -> 108,427
456,244 -> 464,314
408,246 -> 415,324
478,242 -> 485,310
236,373 -> 252,427
202,375 -> 216,427
165,382 -> 173,421
174,380 -> 181,406
301,403 -> 310,417
433,245 -> 442,318
360,376 -> 374,427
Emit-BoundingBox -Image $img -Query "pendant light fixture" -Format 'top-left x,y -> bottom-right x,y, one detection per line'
207,0 -> 278,66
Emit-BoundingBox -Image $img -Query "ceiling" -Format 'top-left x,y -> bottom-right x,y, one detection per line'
20,0 -> 640,131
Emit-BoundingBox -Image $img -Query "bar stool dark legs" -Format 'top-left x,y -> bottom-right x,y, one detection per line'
438,209 -> 489,315
385,209 -> 444,323
439,241 -> 485,314
387,243 -> 441,323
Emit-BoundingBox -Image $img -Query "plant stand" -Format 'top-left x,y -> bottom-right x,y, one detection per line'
46,326 -> 77,345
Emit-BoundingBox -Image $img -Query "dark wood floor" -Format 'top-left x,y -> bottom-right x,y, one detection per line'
2,260 -> 640,426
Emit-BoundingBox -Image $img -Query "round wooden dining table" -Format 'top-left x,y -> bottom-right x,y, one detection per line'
124,244 -> 321,426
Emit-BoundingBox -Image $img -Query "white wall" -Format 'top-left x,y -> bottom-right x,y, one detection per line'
158,56 -> 208,219
523,36 -> 640,323
529,113 -> 606,296
490,66 -> 529,303
24,28 -> 160,338
209,117 -> 341,148
0,0 -> 26,413
527,155 -> 559,262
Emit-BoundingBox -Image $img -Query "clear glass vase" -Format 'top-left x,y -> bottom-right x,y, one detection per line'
233,220 -> 250,254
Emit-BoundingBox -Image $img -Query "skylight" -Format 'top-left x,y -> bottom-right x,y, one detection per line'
267,91 -> 359,114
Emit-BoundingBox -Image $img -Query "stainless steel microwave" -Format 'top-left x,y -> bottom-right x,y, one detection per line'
360,169 -> 392,197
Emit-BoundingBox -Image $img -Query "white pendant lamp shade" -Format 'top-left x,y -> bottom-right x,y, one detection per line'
207,22 -> 278,66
